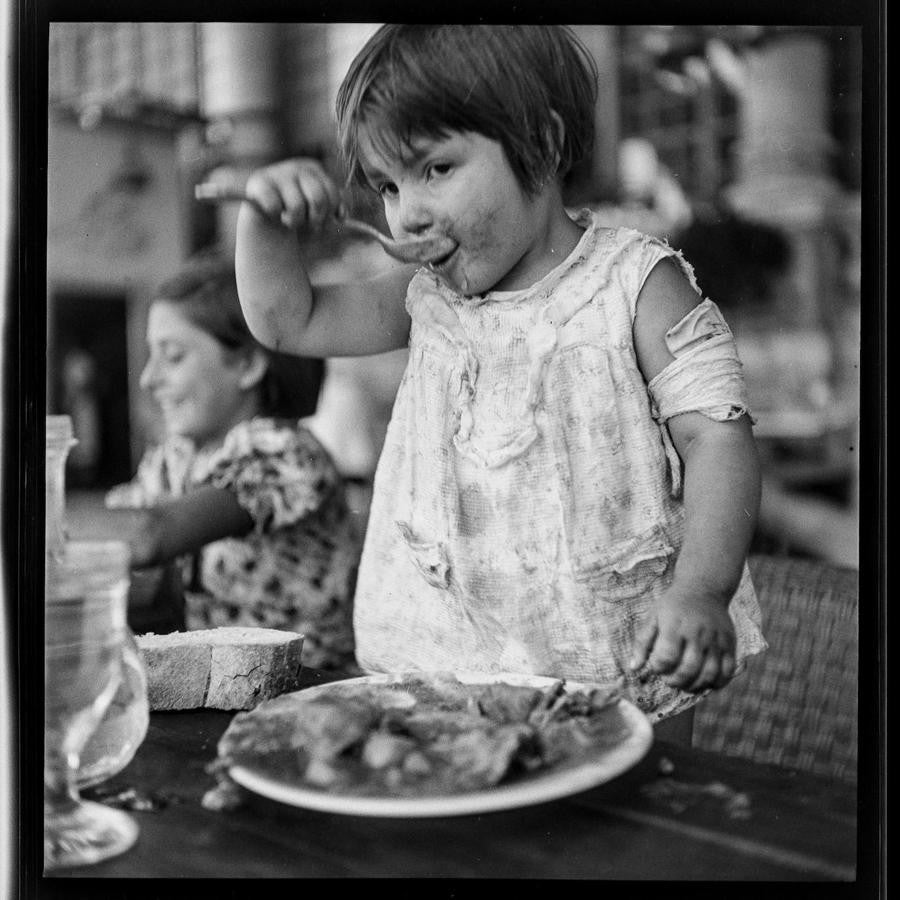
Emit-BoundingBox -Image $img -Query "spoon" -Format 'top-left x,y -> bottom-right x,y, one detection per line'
194,182 -> 456,266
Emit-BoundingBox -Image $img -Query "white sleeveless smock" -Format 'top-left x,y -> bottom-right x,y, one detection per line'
353,211 -> 767,721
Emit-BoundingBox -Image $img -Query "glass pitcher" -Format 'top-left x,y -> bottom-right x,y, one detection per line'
44,539 -> 140,868
45,540 -> 150,789
48,542 -> 152,790
77,623 -> 150,789
43,419 -> 151,787
46,415 -> 76,560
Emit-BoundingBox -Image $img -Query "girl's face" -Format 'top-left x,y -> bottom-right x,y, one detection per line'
358,128 -> 582,296
140,301 -> 260,448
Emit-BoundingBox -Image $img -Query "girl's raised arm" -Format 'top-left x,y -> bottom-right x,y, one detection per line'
234,158 -> 415,358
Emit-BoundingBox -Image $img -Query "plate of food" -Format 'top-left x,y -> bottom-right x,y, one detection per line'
210,671 -> 653,818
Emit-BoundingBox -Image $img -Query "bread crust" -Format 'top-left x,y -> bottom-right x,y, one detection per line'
137,628 -> 305,710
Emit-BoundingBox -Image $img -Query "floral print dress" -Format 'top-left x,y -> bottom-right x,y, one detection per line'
106,418 -> 360,668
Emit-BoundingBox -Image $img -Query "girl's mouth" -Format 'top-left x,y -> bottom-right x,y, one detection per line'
428,244 -> 458,270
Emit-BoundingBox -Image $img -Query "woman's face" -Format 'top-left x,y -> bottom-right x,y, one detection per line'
140,301 -> 257,447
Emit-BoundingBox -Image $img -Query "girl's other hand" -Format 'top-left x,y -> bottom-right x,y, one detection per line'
629,588 -> 737,692
244,158 -> 342,231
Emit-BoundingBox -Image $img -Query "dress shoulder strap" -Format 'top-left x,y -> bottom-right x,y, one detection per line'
604,226 -> 703,322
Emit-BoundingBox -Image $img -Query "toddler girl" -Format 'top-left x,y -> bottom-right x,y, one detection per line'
106,252 -> 360,669
233,25 -> 766,730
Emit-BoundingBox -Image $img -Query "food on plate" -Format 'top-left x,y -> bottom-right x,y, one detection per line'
136,627 -> 304,711
209,672 -> 633,798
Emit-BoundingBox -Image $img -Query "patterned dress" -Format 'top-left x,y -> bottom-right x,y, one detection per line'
106,418 -> 360,668
353,210 -> 767,721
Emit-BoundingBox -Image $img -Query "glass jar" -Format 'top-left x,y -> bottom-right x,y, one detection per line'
44,539 -> 141,868
45,415 -> 76,560
45,539 -> 151,788
78,625 -> 150,789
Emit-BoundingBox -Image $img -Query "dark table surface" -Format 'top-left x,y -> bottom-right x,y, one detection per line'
53,668 -> 858,881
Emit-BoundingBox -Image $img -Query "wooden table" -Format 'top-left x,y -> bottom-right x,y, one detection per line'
50,669 -> 857,882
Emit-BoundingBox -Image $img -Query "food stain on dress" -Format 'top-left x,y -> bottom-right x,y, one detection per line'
456,483 -> 492,536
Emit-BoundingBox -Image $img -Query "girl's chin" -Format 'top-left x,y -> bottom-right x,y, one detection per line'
436,267 -> 491,297
164,420 -> 198,441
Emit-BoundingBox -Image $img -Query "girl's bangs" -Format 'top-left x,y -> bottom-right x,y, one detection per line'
343,50 -> 468,182
356,106 -> 451,170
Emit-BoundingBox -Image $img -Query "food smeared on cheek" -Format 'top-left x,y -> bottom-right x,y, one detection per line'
463,204 -> 501,258
444,203 -> 503,296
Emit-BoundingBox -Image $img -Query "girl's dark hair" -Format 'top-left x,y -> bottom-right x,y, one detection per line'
154,251 -> 324,419
336,25 -> 599,195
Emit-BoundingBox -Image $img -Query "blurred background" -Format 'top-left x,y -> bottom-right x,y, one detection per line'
45,23 -> 861,568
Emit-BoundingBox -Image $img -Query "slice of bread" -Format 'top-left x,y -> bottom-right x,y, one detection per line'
136,627 -> 305,711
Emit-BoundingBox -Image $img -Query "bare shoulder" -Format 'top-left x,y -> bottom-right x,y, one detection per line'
633,256 -> 702,383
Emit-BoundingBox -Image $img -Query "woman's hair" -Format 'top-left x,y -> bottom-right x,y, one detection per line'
153,251 -> 324,419
336,25 -> 599,196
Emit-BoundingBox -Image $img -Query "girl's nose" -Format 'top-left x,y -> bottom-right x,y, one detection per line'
139,358 -> 158,391
397,188 -> 433,236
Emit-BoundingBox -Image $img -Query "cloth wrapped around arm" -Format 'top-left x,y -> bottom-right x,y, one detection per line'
647,298 -> 754,496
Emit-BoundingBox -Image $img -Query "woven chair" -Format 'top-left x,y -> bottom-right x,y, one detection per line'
692,554 -> 858,784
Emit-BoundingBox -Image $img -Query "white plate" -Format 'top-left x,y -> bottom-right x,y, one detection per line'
229,672 -> 654,818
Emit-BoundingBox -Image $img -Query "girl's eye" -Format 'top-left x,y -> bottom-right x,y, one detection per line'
427,163 -> 452,180
378,182 -> 398,199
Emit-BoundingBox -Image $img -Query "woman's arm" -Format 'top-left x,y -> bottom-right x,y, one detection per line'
127,485 -> 254,569
630,258 -> 761,691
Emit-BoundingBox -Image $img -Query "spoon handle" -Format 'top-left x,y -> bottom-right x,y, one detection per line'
193,182 -> 436,264
195,184 -> 376,237
335,215 -> 394,245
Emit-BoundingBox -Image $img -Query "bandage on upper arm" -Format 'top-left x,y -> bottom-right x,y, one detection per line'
647,298 -> 754,426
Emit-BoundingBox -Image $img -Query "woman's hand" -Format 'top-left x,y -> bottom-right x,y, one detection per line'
244,158 -> 342,231
629,586 -> 737,692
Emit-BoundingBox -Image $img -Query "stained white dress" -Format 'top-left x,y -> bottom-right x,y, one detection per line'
353,211 -> 767,720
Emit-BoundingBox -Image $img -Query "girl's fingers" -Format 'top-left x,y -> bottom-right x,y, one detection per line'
687,648 -> 721,692
629,618 -> 658,671
244,160 -> 341,230
304,162 -> 341,210
278,173 -> 310,229
245,175 -> 286,220
295,171 -> 336,229
715,650 -> 736,687
709,631 -> 736,688
649,632 -> 684,675
662,639 -> 703,687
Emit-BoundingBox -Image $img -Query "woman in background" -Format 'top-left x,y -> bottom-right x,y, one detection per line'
106,251 -> 359,669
